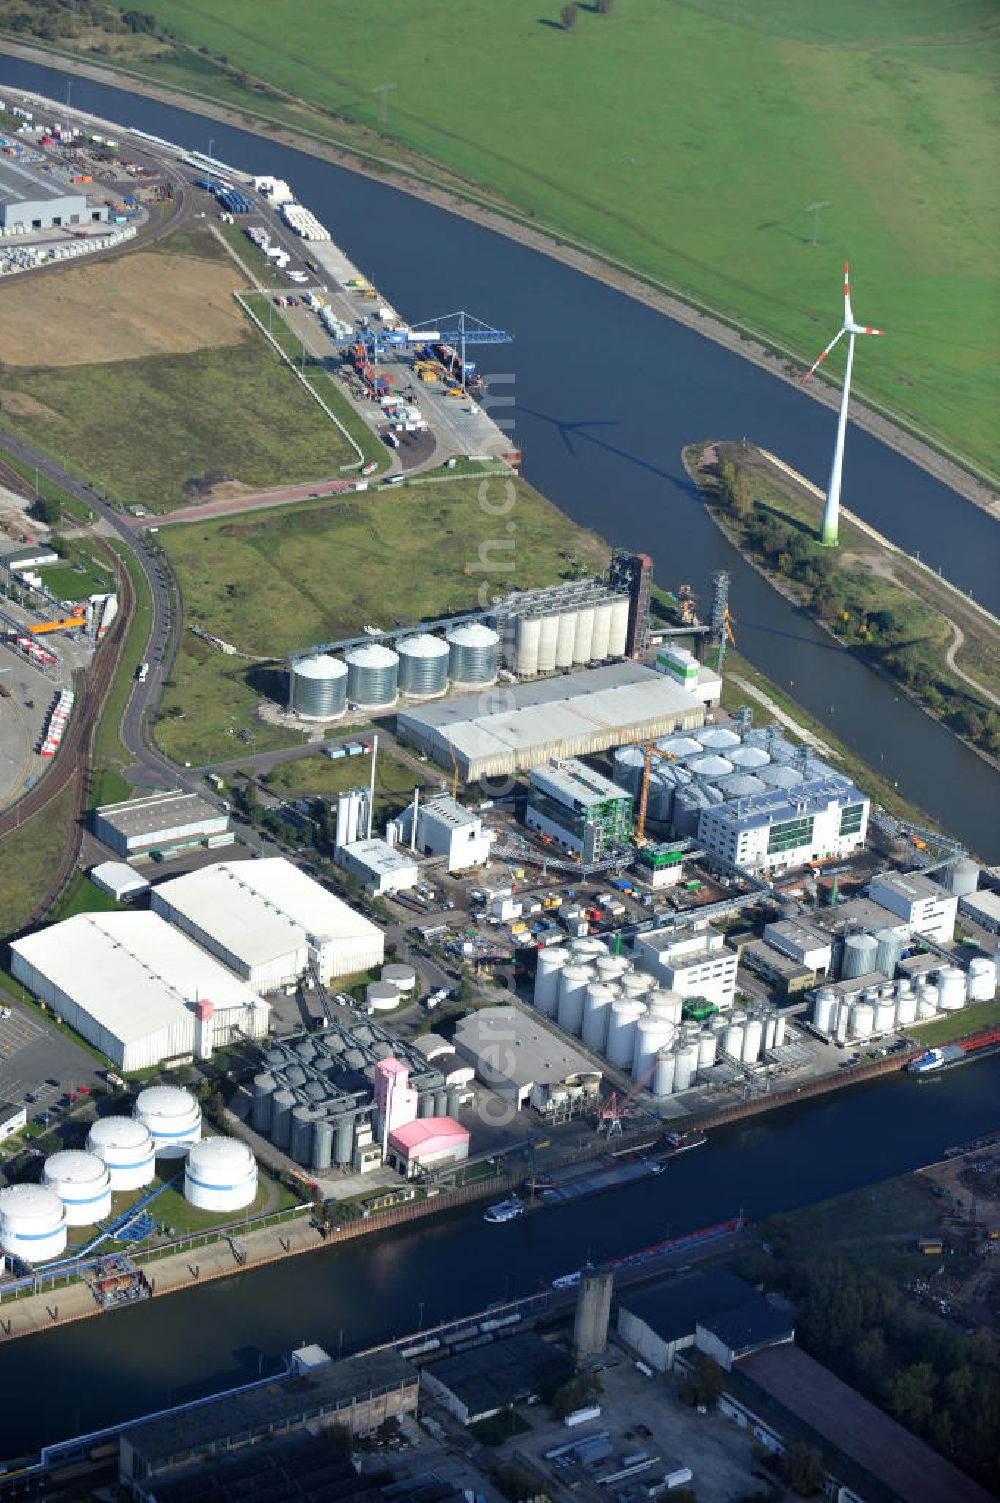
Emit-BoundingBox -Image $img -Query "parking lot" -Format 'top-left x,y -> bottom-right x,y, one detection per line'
0,1000 -> 103,1137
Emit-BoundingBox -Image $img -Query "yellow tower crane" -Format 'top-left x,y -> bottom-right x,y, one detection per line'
635,740 -> 678,847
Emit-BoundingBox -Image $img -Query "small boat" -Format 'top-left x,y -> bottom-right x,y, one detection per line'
483,1197 -> 525,1224
664,1130 -> 707,1155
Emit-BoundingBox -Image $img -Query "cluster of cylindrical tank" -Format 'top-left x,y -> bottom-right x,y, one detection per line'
534,940 -> 784,1100
510,594 -> 630,677
812,956 -> 996,1040
289,623 -> 500,720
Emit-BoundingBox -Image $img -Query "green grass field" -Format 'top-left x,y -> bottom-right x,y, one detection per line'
262,746 -> 433,813
907,997 -> 1000,1046
0,779 -> 77,941
159,476 -> 608,656
154,640 -> 309,766
90,0 -> 999,479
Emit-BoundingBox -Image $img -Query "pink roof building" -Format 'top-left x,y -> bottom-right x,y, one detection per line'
389,1116 -> 470,1174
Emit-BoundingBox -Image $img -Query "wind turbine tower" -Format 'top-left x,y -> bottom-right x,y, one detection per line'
804,262 -> 884,546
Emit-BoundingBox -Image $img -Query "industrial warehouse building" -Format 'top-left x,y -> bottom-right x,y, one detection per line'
150,857 -> 384,988
394,794 -> 494,871
396,663 -> 705,782
10,912 -> 268,1071
93,790 -> 229,860
526,759 -> 633,861
696,775 -> 870,875
868,870 -> 958,944
617,1270 -> 789,1373
0,157 -> 106,231
335,837 -> 419,896
420,1333 -> 574,1426
453,1005 -> 601,1112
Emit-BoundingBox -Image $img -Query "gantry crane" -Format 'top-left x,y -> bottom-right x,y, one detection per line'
596,1057 -> 660,1136
408,311 -> 513,393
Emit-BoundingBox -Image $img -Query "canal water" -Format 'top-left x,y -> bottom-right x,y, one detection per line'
0,1054 -> 997,1456
0,58 -> 997,853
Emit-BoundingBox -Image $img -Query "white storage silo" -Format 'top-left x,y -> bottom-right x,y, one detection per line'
569,937 -> 606,958
396,635 -> 450,699
582,982 -> 618,1052
743,1018 -> 764,1063
557,965 -> 594,1035
447,622 -> 499,686
875,929 -> 904,978
774,1015 -> 787,1047
537,614 -> 559,674
917,982 -> 939,1018
595,955 -> 630,986
895,985 -> 918,1027
613,744 -> 647,796
184,1136 -> 257,1213
572,606 -> 595,664
555,611 -> 577,669
967,957 -> 997,1002
608,597 -> 630,658
834,1003 -> 849,1045
937,967 -> 966,1012
289,655 -> 348,720
696,726 -> 741,752
366,981 -> 399,1012
43,1149 -> 112,1227
842,933 -> 879,980
813,989 -> 837,1033
633,1014 -> 677,1079
651,1048 -> 675,1099
382,962 -> 417,995
874,998 -> 896,1034
648,989 -> 684,1026
345,642 -> 399,708
851,1002 -> 875,1039
134,1085 -> 202,1158
607,999 -> 645,1068
591,601 -> 613,661
764,1015 -> 777,1052
0,1184 -> 67,1263
729,745 -> 770,770
534,945 -> 568,1015
86,1116 -> 156,1191
673,1041 -> 700,1093
945,858 -> 980,897
620,971 -> 652,1001
697,1031 -> 718,1071
723,1021 -> 744,1060
515,615 -> 542,677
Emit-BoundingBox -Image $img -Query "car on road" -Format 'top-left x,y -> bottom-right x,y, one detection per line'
25,1092 -> 39,1103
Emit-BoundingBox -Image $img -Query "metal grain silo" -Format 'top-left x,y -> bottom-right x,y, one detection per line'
447,622 -> 499,686
875,929 -> 904,977
591,601 -> 613,661
945,858 -> 979,897
696,727 -> 741,752
582,982 -> 618,1053
532,613 -> 556,674
688,753 -> 734,782
447,1085 -> 463,1116
656,734 -> 702,760
251,1072 -> 275,1133
613,744 -> 647,796
557,964 -> 594,1035
346,642 -> 399,707
716,772 -> 766,801
757,763 -> 803,790
555,610 -> 578,669
290,1106 -> 315,1166
333,1116 -> 355,1164
647,769 -> 677,827
289,655 -> 348,720
515,614 -> 542,677
397,635 -> 450,698
673,783 -> 710,838
729,745 -> 770,770
608,596 -> 629,658
534,945 -> 568,1015
841,932 -> 878,980
417,1091 -> 434,1118
270,1088 -> 296,1149
651,1048 -> 675,1098
306,1119 -> 330,1173
572,606 -> 595,664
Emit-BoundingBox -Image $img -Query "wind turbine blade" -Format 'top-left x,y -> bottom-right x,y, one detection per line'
843,260 -> 854,327
803,328 -> 845,382
858,326 -> 884,336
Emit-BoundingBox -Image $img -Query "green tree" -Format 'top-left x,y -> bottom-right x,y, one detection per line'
551,1371 -> 602,1419
778,1443 -> 825,1496
679,1352 -> 724,1408
34,496 -> 62,527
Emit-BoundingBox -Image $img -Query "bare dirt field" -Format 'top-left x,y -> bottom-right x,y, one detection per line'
0,249 -> 247,365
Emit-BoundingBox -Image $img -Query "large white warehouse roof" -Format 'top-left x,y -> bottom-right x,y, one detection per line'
150,858 -> 384,988
398,663 -> 704,780
10,912 -> 267,1071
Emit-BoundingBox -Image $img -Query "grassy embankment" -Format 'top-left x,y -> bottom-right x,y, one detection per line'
698,442 -> 1000,763
155,476 -> 608,764
907,999 -> 1000,1048
19,0 -> 998,480
0,224 -> 364,510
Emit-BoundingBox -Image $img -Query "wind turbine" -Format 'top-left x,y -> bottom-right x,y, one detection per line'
804,262 -> 884,546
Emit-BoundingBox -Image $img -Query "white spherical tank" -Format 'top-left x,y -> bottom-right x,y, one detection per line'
742,1018 -> 764,1064
606,999 -> 645,1068
534,946 -> 568,1015
366,980 -> 400,1012
134,1085 -> 202,1159
874,999 -> 896,1034
937,967 -> 966,1012
651,1048 -> 675,1099
43,1149 -> 112,1227
967,957 -> 997,1003
0,1184 -> 67,1262
851,1002 -> 875,1039
86,1115 -> 156,1191
184,1136 -> 257,1214
632,1014 -> 677,1080
557,965 -> 594,1035
582,982 -> 618,1053
381,962 -> 417,995
673,1041 -> 700,1093
697,1031 -> 718,1070
723,1022 -> 744,1060
895,987 -> 918,1027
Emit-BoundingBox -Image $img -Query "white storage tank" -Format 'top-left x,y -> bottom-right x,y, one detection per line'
613,744 -> 647,796
608,596 -> 630,658
874,998 -> 896,1034
515,615 -> 542,677
134,1085 -> 202,1158
945,858 -> 980,897
381,962 -> 417,995
673,1041 -> 700,1093
0,1184 -> 67,1262
447,622 -> 498,686
697,1031 -> 718,1071
764,1015 -> 777,1052
184,1136 -> 257,1213
851,1002 -> 875,1039
834,1003 -> 849,1045
918,982 -> 939,1018
595,956 -> 630,988
366,980 -> 400,1012
723,1022 -> 744,1060
774,1015 -> 787,1047
696,726 -> 741,752
345,642 -> 399,708
396,635 -> 450,699
648,989 -> 684,1026
86,1116 -> 156,1191
582,982 -> 618,1053
43,1149 -> 112,1227
729,745 -> 770,770
537,614 -> 559,675
534,945 -> 568,1015
937,967 -> 966,1012
620,971 -> 652,1001
895,986 -> 918,1028
651,1047 -> 675,1099
967,956 -> 997,1002
288,655 -> 348,720
591,601 -> 613,661
606,999 -> 645,1068
557,965 -> 594,1035
572,606 -> 595,665
555,611 -> 578,669
742,1018 -> 764,1064
633,1014 -> 677,1079
875,929 -> 904,977
842,933 -> 879,980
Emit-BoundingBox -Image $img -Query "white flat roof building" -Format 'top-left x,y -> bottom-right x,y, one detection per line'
762,919 -> 833,974
10,912 -> 268,1072
397,663 -> 705,781
698,776 -> 869,876
335,839 -> 419,896
868,871 -> 958,946
453,1005 -> 601,1111
633,924 -> 738,1008
397,795 -> 494,871
93,790 -> 228,859
959,889 -> 1000,935
89,861 -> 150,902
151,858 -> 384,989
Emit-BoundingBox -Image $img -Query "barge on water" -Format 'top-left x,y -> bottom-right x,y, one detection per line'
550,1215 -> 745,1290
532,1154 -> 663,1208
908,1027 -> 1000,1076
